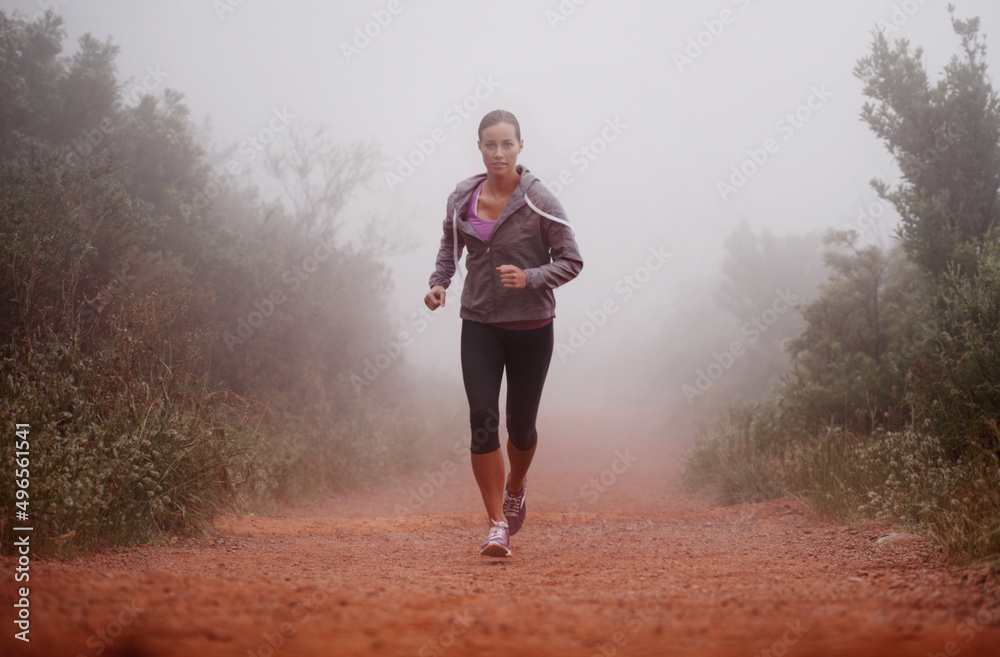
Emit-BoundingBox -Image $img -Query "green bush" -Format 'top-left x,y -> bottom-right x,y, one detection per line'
908,241 -> 1000,453
684,7 -> 1000,571
795,429 -> 1000,568
685,416 -> 1000,567
0,290 -> 279,554
779,232 -> 922,435
0,10 -> 455,556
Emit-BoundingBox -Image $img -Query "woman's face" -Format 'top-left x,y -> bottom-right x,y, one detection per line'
478,121 -> 523,177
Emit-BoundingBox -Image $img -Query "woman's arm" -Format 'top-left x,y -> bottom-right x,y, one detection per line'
522,189 -> 583,290
428,192 -> 463,290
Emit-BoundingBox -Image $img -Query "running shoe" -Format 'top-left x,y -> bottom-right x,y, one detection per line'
480,519 -> 511,557
503,479 -> 527,536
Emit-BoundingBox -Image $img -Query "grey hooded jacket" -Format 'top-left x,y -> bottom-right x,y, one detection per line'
429,165 -> 583,324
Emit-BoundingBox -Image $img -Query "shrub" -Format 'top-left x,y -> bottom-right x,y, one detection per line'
795,429 -> 1000,568
0,288 -> 278,554
907,240 -> 1000,453
682,404 -> 791,505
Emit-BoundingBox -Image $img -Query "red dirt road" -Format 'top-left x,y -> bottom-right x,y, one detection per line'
3,410 -> 999,656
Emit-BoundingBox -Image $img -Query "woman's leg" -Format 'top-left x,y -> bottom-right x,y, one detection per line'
505,441 -> 535,495
470,451 -> 505,523
502,323 -> 554,493
461,320 -> 507,523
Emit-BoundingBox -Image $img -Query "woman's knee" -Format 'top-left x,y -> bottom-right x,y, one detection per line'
469,407 -> 501,454
507,427 -> 538,452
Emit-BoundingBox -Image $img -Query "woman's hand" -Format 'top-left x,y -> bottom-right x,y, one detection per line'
496,265 -> 527,290
425,285 -> 446,310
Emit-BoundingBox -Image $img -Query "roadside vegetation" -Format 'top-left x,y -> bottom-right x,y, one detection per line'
684,7 -> 1000,569
0,11 -> 461,555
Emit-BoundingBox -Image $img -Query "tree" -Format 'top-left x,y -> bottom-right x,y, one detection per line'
264,124 -> 380,240
715,221 -> 825,342
780,231 -> 923,433
855,5 -> 1000,278
907,243 -> 1000,452
0,12 -> 64,153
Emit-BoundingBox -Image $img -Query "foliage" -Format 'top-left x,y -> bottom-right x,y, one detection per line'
794,428 -> 1000,569
714,221 -> 825,339
667,223 -> 825,419
854,5 -> 1000,278
682,405 -> 789,505
0,293 -> 277,553
907,240 -> 1000,453
685,8 -> 1000,570
779,231 -> 924,434
0,10 -> 450,555
685,418 -> 1000,567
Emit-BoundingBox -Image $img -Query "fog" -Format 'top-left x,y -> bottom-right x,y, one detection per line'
9,0 -> 1000,431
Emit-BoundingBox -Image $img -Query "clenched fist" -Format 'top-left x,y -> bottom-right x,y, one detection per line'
425,285 -> 446,310
496,265 -> 527,290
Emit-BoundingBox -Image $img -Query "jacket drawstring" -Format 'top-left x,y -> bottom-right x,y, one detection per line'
524,191 -> 576,235
452,208 -> 465,281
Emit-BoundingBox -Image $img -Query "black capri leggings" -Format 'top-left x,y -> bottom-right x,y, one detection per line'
461,319 -> 554,455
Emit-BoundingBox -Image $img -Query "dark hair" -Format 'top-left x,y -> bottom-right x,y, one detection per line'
478,109 -> 521,141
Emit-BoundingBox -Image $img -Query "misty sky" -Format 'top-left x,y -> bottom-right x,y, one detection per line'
6,0 -> 1000,409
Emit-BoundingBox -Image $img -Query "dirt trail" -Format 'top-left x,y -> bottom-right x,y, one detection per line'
3,410 -> 999,656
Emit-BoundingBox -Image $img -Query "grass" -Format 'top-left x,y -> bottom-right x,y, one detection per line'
0,294 -> 276,555
684,407 -> 1000,570
0,287 -> 463,556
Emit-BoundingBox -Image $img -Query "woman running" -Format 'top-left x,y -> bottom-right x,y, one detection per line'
424,109 -> 583,557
